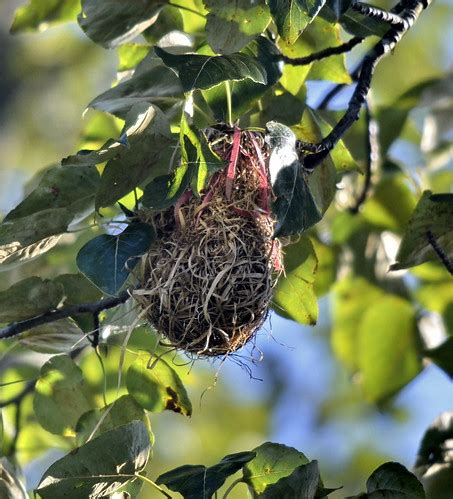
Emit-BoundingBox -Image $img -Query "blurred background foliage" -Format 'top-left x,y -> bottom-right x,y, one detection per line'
0,0 -> 452,497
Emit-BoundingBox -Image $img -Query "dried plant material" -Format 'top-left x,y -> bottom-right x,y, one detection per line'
134,127 -> 281,357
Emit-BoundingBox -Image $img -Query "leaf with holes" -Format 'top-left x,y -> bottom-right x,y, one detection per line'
77,222 -> 155,295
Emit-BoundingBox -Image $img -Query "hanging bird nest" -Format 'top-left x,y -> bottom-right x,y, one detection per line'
134,126 -> 282,357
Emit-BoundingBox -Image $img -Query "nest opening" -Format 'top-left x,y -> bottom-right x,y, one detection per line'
134,127 -> 281,357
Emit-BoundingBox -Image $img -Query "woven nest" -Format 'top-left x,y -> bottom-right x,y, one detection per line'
134,127 -> 281,357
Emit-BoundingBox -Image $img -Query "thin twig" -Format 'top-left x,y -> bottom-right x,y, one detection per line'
0,289 -> 132,341
350,99 -> 379,213
427,230 -> 453,275
298,0 -> 432,169
277,36 -> 364,65
317,63 -> 361,110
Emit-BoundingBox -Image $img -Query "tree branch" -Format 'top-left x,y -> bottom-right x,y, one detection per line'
297,0 -> 432,168
277,36 -> 363,66
0,289 -> 133,341
351,1 -> 407,26
350,100 -> 379,213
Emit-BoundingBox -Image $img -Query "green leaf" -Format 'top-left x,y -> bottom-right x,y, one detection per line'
77,222 -> 155,296
34,355 -> 94,435
75,394 -> 150,446
391,191 -> 453,271
4,165 -> 100,225
19,318 -> 87,354
10,0 -> 80,33
243,442 -> 309,494
0,209 -> 70,267
203,37 -> 282,121
155,46 -> 268,92
331,277 -> 384,372
358,296 -> 422,403
117,43 -> 151,71
279,18 -> 352,87
0,277 -> 64,323
95,103 -> 174,209
0,459 -> 27,499
36,421 -> 150,498
416,281 -> 453,332
89,53 -> 183,118
272,236 -> 318,325
424,337 -> 453,379
268,0 -> 326,44
78,0 -> 165,48
311,238 -> 337,297
157,451 -> 256,499
260,461 -> 322,499
365,462 -> 425,498
362,175 -> 417,232
204,0 -> 271,54
127,352 -> 192,416
266,121 -> 330,237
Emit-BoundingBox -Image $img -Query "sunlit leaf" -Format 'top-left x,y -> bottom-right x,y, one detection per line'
157,451 -> 256,498
77,222 -> 155,296
78,0 -> 165,48
155,46 -> 268,92
36,421 -> 150,498
272,236 -> 318,325
117,43 -> 151,71
204,0 -> 271,54
0,277 -> 64,323
34,355 -> 94,435
391,191 -> 453,271
268,0 -> 326,44
10,0 -> 80,33
243,442 -> 309,494
358,296 -> 422,403
127,352 -> 192,416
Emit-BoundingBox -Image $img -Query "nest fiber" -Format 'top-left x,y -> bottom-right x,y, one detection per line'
134,129 -> 280,357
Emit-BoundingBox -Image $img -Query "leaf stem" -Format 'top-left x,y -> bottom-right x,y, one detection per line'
168,2 -> 206,18
225,81 -> 233,127
222,478 -> 242,499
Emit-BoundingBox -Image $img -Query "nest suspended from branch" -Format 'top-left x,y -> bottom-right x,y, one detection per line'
134,126 -> 282,357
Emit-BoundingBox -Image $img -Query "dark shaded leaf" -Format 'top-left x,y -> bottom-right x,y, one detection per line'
4,165 -> 100,225
391,191 -> 453,271
36,421 -> 150,498
34,355 -> 94,435
127,352 -> 192,416
157,451 -> 256,499
155,46 -> 268,92
203,36 -> 282,121
272,236 -> 318,325
365,462 -> 425,498
358,296 -> 422,403
204,0 -> 271,54
424,338 -> 453,379
19,318 -> 87,354
95,104 -> 174,209
89,53 -> 183,118
10,0 -> 80,33
75,394 -> 150,446
268,0 -> 326,44
260,461 -> 324,499
0,277 -> 64,323
243,442 -> 309,494
78,0 -> 165,48
77,222 -> 155,295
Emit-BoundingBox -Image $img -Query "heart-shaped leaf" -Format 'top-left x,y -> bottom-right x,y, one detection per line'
77,222 -> 155,295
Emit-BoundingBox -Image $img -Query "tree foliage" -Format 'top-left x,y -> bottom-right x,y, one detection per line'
0,0 -> 452,497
